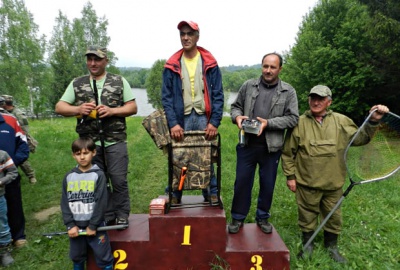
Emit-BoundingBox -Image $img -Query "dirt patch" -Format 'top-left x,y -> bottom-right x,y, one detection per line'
34,206 -> 61,222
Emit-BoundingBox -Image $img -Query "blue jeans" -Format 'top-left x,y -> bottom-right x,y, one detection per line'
231,145 -> 281,221
170,110 -> 218,200
0,196 -> 12,246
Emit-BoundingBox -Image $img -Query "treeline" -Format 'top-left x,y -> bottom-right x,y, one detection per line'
1,0 -> 399,122
120,65 -> 261,92
282,0 -> 400,122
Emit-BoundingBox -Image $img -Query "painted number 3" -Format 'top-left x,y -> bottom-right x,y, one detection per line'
250,254 -> 263,270
114,249 -> 128,269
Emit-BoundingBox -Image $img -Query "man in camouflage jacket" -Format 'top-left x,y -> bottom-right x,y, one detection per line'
55,45 -> 138,227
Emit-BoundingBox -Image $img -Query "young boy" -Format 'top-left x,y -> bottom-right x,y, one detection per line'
61,137 -> 113,270
0,150 -> 18,267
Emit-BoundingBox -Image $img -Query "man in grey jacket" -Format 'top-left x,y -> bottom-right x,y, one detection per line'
228,52 -> 299,234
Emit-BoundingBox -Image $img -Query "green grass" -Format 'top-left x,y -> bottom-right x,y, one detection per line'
9,117 -> 400,269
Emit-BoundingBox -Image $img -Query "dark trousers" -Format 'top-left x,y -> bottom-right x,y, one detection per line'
231,145 -> 281,221
69,223 -> 113,268
5,174 -> 26,241
93,142 -> 130,220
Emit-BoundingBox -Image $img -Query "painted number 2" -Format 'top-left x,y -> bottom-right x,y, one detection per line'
250,254 -> 263,270
114,249 -> 128,269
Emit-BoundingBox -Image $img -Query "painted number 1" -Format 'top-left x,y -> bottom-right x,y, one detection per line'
250,254 -> 263,270
181,225 -> 192,245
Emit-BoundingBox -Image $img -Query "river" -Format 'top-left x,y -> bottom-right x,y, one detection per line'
132,88 -> 238,116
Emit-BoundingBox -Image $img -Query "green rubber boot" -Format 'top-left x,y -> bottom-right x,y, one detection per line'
324,231 -> 347,263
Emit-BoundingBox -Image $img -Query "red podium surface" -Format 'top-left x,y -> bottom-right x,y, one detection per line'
87,196 -> 290,269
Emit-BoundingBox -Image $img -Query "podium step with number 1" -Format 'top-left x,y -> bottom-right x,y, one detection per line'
87,195 -> 290,269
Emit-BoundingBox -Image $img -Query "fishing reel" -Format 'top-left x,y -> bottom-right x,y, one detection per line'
241,119 -> 261,134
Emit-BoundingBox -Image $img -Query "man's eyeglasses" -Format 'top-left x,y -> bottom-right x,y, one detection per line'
180,31 -> 196,37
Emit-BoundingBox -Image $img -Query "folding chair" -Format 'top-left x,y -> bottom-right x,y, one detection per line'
166,131 -> 223,212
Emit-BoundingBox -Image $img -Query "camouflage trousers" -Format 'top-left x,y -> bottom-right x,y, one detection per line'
20,160 -> 35,179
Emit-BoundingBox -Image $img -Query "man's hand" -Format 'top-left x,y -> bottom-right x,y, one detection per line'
287,179 -> 297,193
96,104 -> 113,118
369,105 -> 389,122
235,116 -> 249,129
170,125 -> 184,141
256,117 -> 268,136
204,123 -> 218,140
79,102 -> 96,116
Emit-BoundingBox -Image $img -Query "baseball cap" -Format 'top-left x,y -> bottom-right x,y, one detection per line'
85,45 -> 107,58
309,85 -> 332,97
0,96 -> 4,105
1,95 -> 13,105
177,21 -> 199,32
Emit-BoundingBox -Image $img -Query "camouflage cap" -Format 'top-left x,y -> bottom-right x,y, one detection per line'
1,95 -> 13,105
309,85 -> 332,98
85,45 -> 107,58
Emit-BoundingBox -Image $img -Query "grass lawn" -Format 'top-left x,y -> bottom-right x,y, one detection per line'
8,116 -> 400,269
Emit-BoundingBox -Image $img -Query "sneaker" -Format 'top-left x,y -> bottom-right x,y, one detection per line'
29,177 -> 37,184
13,239 -> 27,248
115,217 -> 129,230
0,244 -> 14,267
257,219 -> 272,234
0,251 -> 14,267
228,219 -> 244,234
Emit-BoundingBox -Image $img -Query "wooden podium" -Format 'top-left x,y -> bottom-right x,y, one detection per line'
87,196 -> 290,269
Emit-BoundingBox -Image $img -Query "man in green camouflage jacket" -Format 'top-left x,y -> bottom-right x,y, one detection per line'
55,45 -> 138,227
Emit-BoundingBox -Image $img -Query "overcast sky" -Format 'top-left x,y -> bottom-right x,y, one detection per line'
23,0 -> 318,68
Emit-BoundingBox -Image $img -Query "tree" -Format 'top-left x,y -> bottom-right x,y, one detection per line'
121,68 -> 149,88
0,0 -> 46,113
48,2 -> 116,109
145,59 -> 165,110
283,0 -> 377,121
221,67 -> 259,93
357,0 -> 400,115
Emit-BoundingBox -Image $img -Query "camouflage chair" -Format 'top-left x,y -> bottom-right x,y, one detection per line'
170,131 -> 219,191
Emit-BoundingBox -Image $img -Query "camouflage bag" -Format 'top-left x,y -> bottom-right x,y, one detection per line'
142,110 -> 171,150
171,131 -> 218,190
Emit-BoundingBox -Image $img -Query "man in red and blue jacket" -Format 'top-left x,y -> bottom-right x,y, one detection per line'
0,100 -> 29,248
162,20 -> 224,204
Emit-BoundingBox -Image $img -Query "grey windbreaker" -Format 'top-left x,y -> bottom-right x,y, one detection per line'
231,78 -> 299,152
0,150 -> 18,196
61,164 -> 108,231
